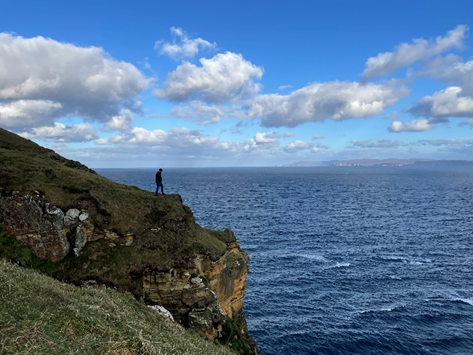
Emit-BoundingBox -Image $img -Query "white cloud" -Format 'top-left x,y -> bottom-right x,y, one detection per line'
408,87 -> 473,119
105,109 -> 135,131
427,59 -> 473,97
170,101 -> 226,124
349,139 -> 403,148
313,135 -> 326,139
155,27 -> 216,59
284,140 -> 312,152
0,33 -> 152,129
97,127 -> 224,149
0,100 -> 62,128
154,52 -> 263,104
247,81 -> 409,127
283,140 -> 329,153
254,132 -> 292,144
362,25 -> 468,81
388,119 -> 434,133
18,122 -> 98,142
242,132 -> 285,151
278,85 -> 292,91
99,128 -> 298,159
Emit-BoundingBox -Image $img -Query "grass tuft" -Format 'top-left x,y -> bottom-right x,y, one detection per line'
0,260 -> 237,355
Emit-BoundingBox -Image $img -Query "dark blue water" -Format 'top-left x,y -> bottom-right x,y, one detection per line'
96,167 -> 473,355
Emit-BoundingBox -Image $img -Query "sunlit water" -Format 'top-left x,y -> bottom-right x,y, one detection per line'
97,167 -> 473,355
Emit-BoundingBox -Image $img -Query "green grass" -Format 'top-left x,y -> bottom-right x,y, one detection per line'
0,260 -> 237,355
0,128 -> 257,354
0,127 -> 228,278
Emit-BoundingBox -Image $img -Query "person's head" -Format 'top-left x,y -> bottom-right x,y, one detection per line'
159,168 -> 163,172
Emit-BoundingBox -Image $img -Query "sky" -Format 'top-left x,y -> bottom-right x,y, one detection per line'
0,0 -> 473,168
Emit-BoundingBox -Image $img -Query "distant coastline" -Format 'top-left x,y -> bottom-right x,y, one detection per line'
278,159 -> 473,167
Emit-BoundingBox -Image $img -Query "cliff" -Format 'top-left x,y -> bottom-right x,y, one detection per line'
0,260 -> 240,355
0,128 -> 257,354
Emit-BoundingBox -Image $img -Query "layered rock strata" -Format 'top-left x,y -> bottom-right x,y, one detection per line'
0,189 -> 256,354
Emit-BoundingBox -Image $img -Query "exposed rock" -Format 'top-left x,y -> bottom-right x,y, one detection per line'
0,127 -> 258,354
73,224 -> 87,256
1,194 -> 70,262
148,305 -> 175,322
64,208 -> 81,227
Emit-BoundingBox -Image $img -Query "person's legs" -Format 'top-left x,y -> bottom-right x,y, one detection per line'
156,182 -> 164,194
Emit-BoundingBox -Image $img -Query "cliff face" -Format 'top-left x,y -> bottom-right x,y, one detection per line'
0,128 -> 257,354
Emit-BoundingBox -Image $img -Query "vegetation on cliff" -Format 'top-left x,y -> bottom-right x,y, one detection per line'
0,259 -> 237,355
0,128 -> 257,354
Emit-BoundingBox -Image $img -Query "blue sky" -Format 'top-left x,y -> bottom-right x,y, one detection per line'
1,0 -> 472,167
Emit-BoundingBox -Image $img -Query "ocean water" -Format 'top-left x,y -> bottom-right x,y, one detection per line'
96,167 -> 473,355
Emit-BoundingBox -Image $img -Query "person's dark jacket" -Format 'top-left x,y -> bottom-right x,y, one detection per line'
155,171 -> 162,183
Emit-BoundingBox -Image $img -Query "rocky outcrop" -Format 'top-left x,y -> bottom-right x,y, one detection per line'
0,127 -> 257,354
142,230 -> 249,339
0,190 -> 256,354
0,191 -> 115,261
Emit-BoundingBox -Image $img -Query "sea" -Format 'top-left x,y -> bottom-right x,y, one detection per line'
96,167 -> 473,355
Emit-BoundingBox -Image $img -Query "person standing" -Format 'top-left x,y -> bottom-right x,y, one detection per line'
155,168 -> 164,195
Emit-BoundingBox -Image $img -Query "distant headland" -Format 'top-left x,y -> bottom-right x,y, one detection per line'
278,159 -> 473,167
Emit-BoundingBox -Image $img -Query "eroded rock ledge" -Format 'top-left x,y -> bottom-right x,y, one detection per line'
0,189 -> 257,354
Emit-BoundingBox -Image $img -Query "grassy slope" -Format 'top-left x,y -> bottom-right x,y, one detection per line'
0,128 -> 228,288
0,260 -> 237,355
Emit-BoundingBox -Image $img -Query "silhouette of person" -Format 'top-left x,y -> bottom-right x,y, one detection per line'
155,168 -> 164,195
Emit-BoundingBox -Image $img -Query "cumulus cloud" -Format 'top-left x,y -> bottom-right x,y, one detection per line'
282,140 -> 329,153
0,100 -> 62,128
425,59 -> 473,97
154,52 -> 263,104
241,132 -> 293,151
255,132 -> 292,143
98,128 -> 296,158
362,25 -> 468,81
155,27 -> 216,59
97,127 -> 225,148
349,139 -> 403,148
0,33 -> 152,130
170,101 -> 226,124
284,140 -> 312,152
105,109 -> 135,131
19,122 -> 98,142
407,87 -> 473,120
388,119 -> 434,133
247,81 -> 409,127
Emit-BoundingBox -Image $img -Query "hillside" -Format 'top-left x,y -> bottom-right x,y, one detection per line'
0,260 -> 238,355
0,128 -> 257,354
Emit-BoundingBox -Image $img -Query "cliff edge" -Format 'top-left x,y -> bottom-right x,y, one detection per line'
0,128 -> 257,354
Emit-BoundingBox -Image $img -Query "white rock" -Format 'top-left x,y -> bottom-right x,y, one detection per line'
64,209 -> 81,227
190,277 -> 203,285
148,305 -> 174,322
